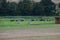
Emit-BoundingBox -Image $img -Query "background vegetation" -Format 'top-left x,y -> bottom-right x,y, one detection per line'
0,0 -> 58,16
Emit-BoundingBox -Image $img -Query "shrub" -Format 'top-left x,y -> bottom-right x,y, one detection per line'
31,20 -> 34,21
10,20 -> 15,22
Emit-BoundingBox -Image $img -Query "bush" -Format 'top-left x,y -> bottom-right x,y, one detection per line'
10,20 -> 15,22
31,20 -> 34,21
20,20 -> 24,21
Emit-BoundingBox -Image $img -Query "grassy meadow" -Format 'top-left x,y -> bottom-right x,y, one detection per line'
0,16 -> 59,30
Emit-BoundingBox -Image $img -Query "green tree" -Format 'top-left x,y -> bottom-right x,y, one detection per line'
56,3 -> 60,16
0,0 -> 8,16
17,1 -> 23,16
22,0 -> 33,16
7,2 -> 17,16
39,0 -> 56,16
33,2 -> 42,16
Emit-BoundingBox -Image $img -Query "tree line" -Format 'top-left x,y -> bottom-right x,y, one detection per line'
0,0 -> 57,16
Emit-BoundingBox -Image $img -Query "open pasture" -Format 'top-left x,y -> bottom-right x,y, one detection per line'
0,16 -> 59,30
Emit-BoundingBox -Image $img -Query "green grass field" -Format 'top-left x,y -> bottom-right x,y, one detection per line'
0,20 -> 57,30
0,16 -> 60,30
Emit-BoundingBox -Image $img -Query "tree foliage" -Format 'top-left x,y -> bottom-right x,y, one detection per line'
0,0 -> 56,16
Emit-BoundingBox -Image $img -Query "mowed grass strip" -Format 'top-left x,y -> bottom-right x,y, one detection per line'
0,19 -> 59,30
